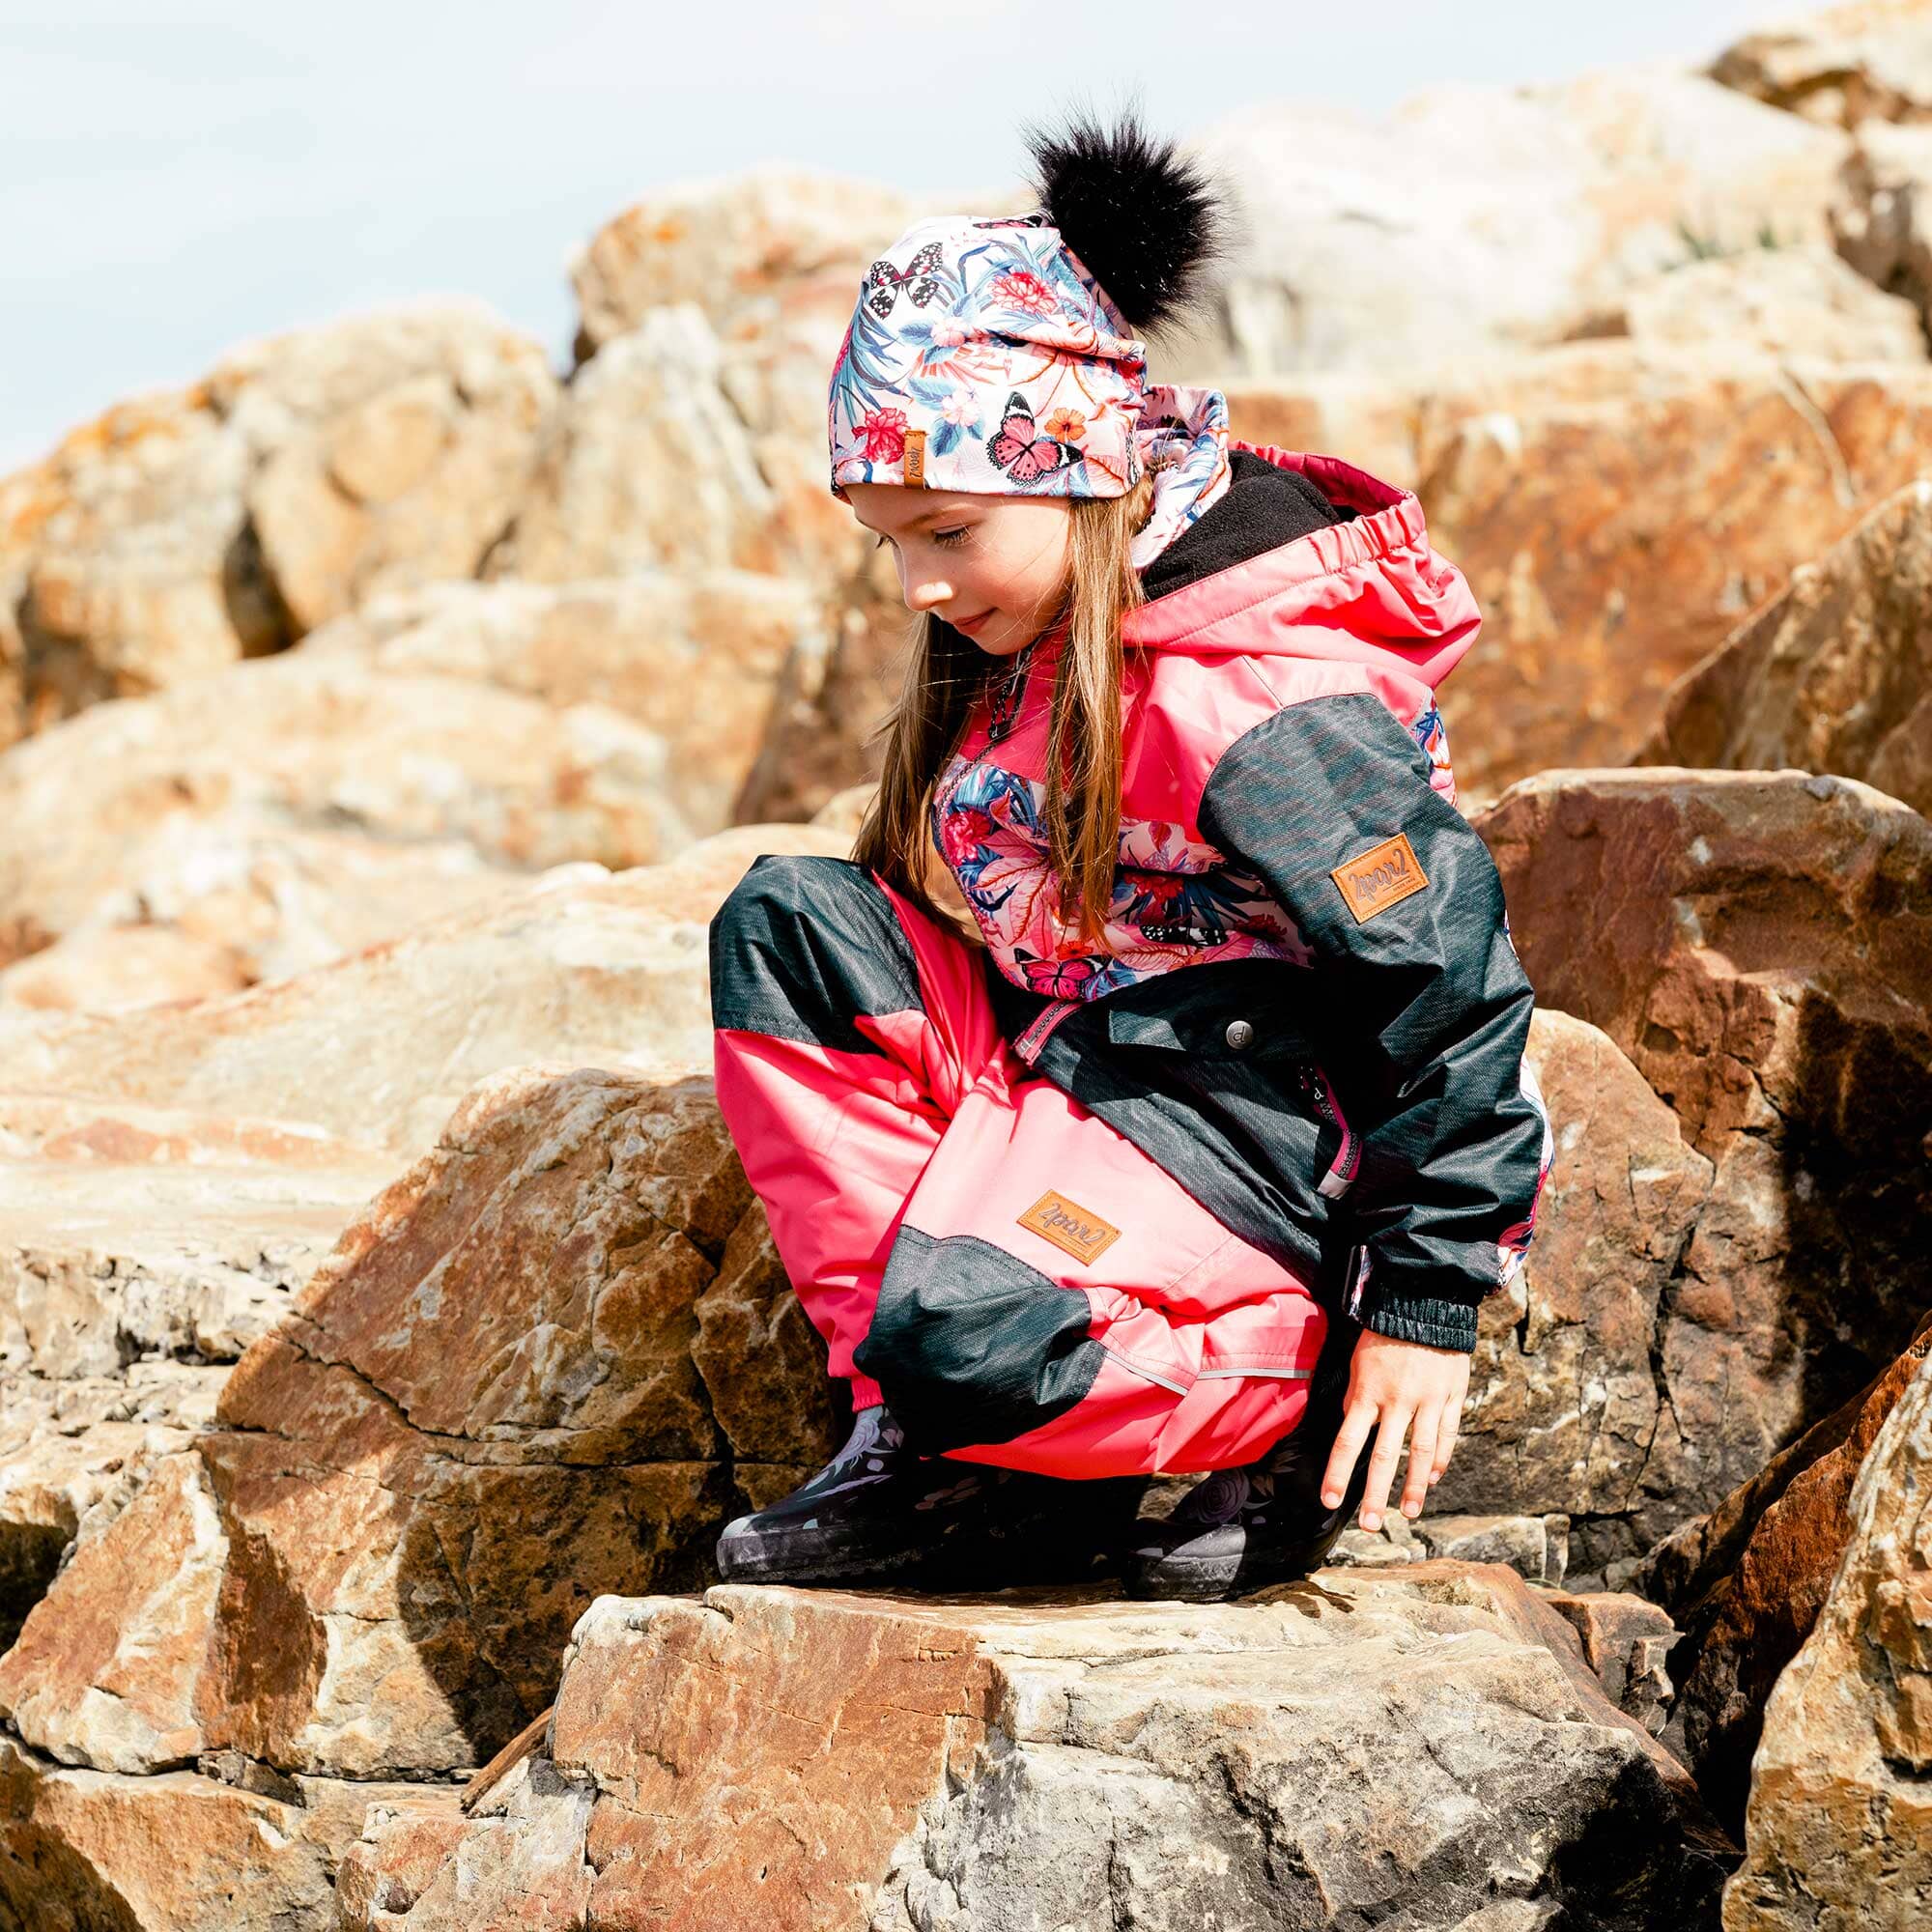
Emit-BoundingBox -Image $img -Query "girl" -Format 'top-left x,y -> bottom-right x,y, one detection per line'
708,113 -> 1553,1602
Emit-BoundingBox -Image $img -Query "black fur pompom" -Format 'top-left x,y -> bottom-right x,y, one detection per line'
1017,103 -> 1235,336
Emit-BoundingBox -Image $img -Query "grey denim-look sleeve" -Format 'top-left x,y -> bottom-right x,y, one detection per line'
1196,691 -> 1548,1352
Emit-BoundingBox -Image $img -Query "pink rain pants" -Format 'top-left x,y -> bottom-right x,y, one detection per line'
709,854 -> 1328,1480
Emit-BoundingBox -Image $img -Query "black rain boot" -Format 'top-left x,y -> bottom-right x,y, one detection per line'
1124,1313 -> 1368,1603
718,1405 -> 1050,1585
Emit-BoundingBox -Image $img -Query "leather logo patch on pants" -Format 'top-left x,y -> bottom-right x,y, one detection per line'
1017,1190 -> 1122,1265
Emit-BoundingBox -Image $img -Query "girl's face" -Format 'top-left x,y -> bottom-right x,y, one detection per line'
845,483 -> 1072,659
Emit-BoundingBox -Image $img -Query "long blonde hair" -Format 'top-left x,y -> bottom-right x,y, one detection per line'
852,468 -> 1157,947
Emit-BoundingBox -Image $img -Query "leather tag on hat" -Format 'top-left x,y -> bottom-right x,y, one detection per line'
903,428 -> 927,487
1017,1190 -> 1121,1265
1332,832 -> 1430,923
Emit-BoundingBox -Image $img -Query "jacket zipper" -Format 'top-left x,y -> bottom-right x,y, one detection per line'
1308,1063 -> 1360,1199
1012,998 -> 1081,1067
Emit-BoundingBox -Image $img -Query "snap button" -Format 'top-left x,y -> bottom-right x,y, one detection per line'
1223,1019 -> 1255,1051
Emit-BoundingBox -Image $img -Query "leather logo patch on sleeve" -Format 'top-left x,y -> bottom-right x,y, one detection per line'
1017,1190 -> 1122,1265
1331,832 -> 1431,923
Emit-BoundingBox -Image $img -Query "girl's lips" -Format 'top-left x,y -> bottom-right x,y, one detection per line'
952,610 -> 992,635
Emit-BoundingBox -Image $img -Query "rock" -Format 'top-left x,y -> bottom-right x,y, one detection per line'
1638,479 -> 1932,814
1179,71 -> 1848,379
336,1568 -> 1729,1930
0,302 -> 554,747
1577,244 -> 1927,359
1712,2 -> 1932,129
0,1735 -> 423,1932
0,652 -> 698,998
1539,1590 -> 1682,1737
230,303 -> 553,637
483,309 -> 781,583
1721,1350 -> 1932,1929
567,164 -> 928,362
1419,357 -> 1932,791
4,822 -> 850,1157
297,572 -> 832,839
1479,771 -> 1932,1529
1638,1312 -> 1932,1827
0,1065 -> 836,1781
0,923 -> 248,1013
1415,1512 -> 1571,1585
1435,1010 -> 1715,1569
1832,121 -> 1932,328
0,1094 -> 392,1643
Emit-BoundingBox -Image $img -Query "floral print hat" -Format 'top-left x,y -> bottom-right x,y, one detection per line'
827,113 -> 1239,571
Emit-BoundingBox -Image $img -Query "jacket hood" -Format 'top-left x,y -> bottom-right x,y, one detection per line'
1120,440 -> 1482,693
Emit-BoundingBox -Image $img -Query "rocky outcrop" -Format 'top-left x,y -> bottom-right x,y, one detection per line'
1437,1009 -> 1715,1574
1713,2 -> 1932,129
1176,70 -> 1848,380
1640,1312 -> 1932,1826
2,823 -> 849,1157
1477,769 -> 1932,1570
336,1568 -> 1729,1931
1722,1349 -> 1932,1929
0,304 -> 553,747
1419,359 -> 1932,792
0,1065 -> 834,1783
1576,244 -> 1927,359
0,653 -> 695,1004
1638,478 -> 1932,812
297,573 -> 833,838
1833,120 -> 1932,328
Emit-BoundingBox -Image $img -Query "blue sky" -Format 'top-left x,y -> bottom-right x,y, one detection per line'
2,1 -> 1776,475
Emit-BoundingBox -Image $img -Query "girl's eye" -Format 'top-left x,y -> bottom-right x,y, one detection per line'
871,529 -> 970,549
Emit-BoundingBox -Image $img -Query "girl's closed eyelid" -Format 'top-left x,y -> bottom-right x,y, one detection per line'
872,528 -> 971,549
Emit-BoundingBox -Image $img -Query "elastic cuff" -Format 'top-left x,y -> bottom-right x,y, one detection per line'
1357,1293 -> 1479,1354
849,1374 -> 886,1411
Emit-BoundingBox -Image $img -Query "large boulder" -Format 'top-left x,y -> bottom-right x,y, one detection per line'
0,1094 -> 393,1645
1832,120 -> 1932,328
1721,1349 -> 1932,1929
1638,479 -> 1932,814
1418,358 -> 1932,794
0,1738 -> 423,1932
0,1065 -> 834,1783
1174,70 -> 1848,379
1477,770 -> 1932,1554
1639,1312 -> 1932,1826
337,1568 -> 1729,1931
1712,2 -> 1932,129
0,652 -> 695,1000
0,303 -> 554,747
2,822 -> 849,1156
297,572 -> 833,838
1437,1009 -> 1715,1574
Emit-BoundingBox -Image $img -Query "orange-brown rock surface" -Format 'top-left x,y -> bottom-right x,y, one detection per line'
0,1065 -> 834,1782
336,1569 -> 1728,1931
3,823 -> 849,1157
1713,1 -> 1932,129
1642,1312 -> 1932,1825
0,305 -> 554,749
1639,477 -> 1932,812
1721,1350 -> 1932,1929
1478,769 -> 1932,1571
298,572 -> 833,838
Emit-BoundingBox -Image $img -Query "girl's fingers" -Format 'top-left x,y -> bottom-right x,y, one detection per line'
1401,1410 -> 1437,1520
1431,1394 -> 1463,1485
1320,1396 -> 1378,1512
1358,1405 -> 1410,1533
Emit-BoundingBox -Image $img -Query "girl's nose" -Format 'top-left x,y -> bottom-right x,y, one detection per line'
907,577 -> 954,613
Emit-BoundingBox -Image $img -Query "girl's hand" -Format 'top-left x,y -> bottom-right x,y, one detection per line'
1319,1328 -> 1471,1534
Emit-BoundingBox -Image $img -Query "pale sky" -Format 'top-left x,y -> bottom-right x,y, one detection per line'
2,0 -> 1780,476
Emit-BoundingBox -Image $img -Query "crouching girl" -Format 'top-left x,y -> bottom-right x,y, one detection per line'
706,114 -> 1552,1602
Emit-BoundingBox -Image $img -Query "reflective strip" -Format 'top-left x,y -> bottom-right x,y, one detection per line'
1096,1345 -> 1190,1397
1197,1366 -> 1315,1380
